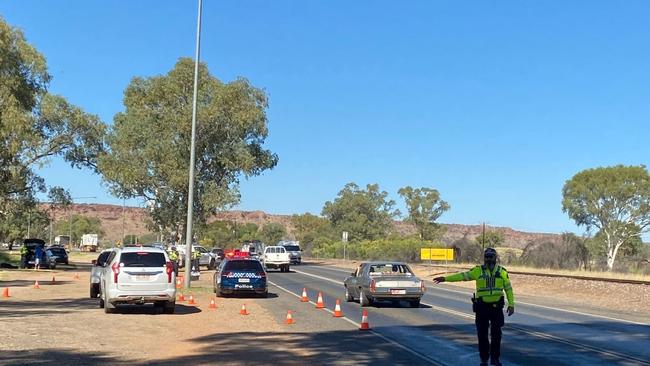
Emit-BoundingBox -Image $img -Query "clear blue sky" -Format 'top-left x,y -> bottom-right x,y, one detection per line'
2,1 -> 649,235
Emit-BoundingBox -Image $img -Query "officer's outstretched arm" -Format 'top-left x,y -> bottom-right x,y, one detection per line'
443,266 -> 481,283
501,269 -> 515,308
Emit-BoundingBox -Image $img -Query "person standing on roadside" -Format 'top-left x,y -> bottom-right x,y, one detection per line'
20,244 -> 28,269
34,245 -> 44,270
168,246 -> 179,276
192,247 -> 201,274
433,248 -> 515,366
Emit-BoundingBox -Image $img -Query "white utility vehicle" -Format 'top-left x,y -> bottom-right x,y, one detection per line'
262,246 -> 291,272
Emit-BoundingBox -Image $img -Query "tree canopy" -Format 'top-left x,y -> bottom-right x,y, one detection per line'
398,186 -> 449,241
0,17 -> 106,221
99,58 -> 278,235
322,183 -> 399,241
54,214 -> 104,244
260,223 -> 286,245
562,165 -> 650,270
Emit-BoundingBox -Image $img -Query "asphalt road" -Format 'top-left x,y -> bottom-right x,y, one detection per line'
264,263 -> 650,366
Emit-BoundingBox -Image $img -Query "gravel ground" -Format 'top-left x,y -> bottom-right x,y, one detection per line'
0,267 -> 286,365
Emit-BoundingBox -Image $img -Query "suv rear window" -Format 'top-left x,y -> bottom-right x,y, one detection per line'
97,251 -> 111,266
224,260 -> 264,271
120,252 -> 166,267
284,245 -> 300,251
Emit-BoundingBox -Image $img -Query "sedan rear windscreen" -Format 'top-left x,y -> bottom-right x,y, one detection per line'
224,260 -> 264,271
120,252 -> 166,267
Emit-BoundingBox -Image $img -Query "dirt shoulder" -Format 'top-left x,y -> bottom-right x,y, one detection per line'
314,258 -> 650,323
0,266 -> 288,365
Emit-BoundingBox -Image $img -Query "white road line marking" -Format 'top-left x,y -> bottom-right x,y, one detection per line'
268,280 -> 445,366
293,268 -> 650,365
305,265 -> 649,326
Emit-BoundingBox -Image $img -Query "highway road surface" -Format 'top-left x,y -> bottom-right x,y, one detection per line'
263,263 -> 650,366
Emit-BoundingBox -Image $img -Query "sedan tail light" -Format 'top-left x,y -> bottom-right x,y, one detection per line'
165,261 -> 173,283
111,262 -> 120,283
420,281 -> 426,293
370,279 -> 376,293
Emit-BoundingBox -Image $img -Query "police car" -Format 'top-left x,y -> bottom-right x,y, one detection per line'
213,257 -> 268,298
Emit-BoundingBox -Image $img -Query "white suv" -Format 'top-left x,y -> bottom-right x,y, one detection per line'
99,247 -> 176,314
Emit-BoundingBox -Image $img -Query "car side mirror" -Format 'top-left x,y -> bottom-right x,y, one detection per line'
91,260 -> 97,265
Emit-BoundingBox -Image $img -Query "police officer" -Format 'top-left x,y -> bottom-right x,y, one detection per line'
192,248 -> 201,273
433,248 -> 515,366
168,247 -> 179,276
20,244 -> 29,269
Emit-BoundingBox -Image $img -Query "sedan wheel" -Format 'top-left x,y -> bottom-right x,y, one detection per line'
345,287 -> 354,302
359,290 -> 370,307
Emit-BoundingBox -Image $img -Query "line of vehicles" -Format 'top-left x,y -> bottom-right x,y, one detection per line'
88,240 -> 426,314
89,240 -> 302,313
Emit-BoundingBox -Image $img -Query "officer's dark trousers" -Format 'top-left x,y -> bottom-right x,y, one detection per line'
475,301 -> 505,363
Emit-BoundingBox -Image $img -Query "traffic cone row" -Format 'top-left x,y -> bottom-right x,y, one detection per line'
209,298 -> 217,309
178,293 -> 186,302
176,278 -> 182,289
33,281 -> 40,289
2,288 -> 9,298
188,294 -> 196,305
240,304 -> 249,315
298,286 -> 368,331
73,273 -> 80,280
51,276 -> 56,284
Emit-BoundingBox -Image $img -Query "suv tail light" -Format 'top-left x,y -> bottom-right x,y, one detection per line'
370,279 -> 376,293
111,262 -> 120,283
165,261 -> 173,283
222,271 -> 232,277
256,271 -> 266,278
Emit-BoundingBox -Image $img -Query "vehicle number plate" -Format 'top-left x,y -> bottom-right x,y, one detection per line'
135,275 -> 151,281
390,289 -> 406,295
238,278 -> 250,283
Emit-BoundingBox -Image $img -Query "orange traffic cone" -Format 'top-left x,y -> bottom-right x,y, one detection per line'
33,281 -> 40,289
209,298 -> 217,309
360,309 -> 370,330
188,294 -> 196,305
2,288 -> 10,298
315,292 -> 325,309
300,288 -> 309,302
178,293 -> 186,302
176,278 -> 182,289
285,310 -> 294,325
240,304 -> 249,315
333,299 -> 343,317
73,273 -> 80,280
51,276 -> 56,285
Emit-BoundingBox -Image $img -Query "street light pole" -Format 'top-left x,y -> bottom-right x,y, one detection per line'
184,0 -> 203,289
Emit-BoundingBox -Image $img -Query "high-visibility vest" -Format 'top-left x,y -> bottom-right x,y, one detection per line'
20,246 -> 28,255
445,265 -> 515,307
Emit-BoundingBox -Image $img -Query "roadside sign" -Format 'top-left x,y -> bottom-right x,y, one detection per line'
420,248 -> 454,261
342,231 -> 348,243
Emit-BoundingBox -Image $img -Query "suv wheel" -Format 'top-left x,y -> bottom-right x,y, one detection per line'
104,291 -> 116,314
90,284 -> 99,299
163,301 -> 175,314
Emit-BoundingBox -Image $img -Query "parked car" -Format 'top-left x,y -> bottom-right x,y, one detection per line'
99,247 -> 176,314
343,262 -> 425,308
262,246 -> 291,272
21,239 -> 57,269
176,245 -> 218,269
46,246 -> 69,265
213,257 -> 267,297
90,249 -> 114,298
281,242 -> 302,264
210,248 -> 225,261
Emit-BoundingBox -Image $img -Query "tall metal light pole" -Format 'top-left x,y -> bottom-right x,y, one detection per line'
184,0 -> 203,289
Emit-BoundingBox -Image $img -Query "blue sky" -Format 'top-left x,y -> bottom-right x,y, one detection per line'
2,1 -> 649,235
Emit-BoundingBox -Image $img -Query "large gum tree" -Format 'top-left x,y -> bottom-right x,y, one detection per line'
99,58 -> 278,237
562,165 -> 650,271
